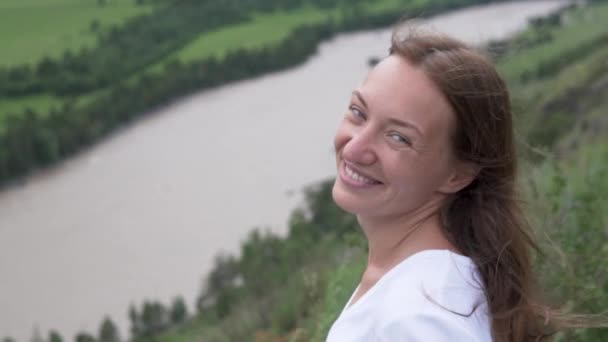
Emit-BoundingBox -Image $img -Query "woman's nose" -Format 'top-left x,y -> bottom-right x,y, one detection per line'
341,127 -> 377,165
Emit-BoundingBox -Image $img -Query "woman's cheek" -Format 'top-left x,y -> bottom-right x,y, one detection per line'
334,122 -> 352,153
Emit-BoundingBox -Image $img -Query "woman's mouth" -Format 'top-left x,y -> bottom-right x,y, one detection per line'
340,162 -> 382,188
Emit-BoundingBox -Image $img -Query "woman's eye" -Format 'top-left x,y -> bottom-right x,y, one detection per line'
349,106 -> 366,121
388,133 -> 411,146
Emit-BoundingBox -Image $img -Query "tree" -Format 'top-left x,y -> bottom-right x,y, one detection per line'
197,254 -> 241,317
128,304 -> 142,338
74,332 -> 96,342
98,317 -> 120,342
36,56 -> 58,78
169,296 -> 188,324
49,330 -> 63,342
90,19 -> 100,32
30,326 -> 44,342
140,301 -> 169,336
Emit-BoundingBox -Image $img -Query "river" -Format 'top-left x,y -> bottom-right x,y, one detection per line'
0,1 -> 571,340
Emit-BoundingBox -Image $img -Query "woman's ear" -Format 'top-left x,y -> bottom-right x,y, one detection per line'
438,161 -> 480,194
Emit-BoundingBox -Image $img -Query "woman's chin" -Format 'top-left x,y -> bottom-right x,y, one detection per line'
332,179 -> 368,214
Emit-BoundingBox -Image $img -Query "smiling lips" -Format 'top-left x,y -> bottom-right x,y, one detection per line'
341,162 -> 383,187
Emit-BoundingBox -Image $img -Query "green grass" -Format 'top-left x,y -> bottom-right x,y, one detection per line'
174,8 -> 332,62
149,0 -> 422,72
506,42 -> 608,140
145,6 -> 337,74
0,0 -> 157,68
496,2 -> 608,147
498,2 -> 608,83
365,0 -> 427,15
509,44 -> 608,106
0,94 -> 62,137
0,94 -> 62,132
527,140 -> 608,326
0,94 -> 60,115
305,251 -> 365,341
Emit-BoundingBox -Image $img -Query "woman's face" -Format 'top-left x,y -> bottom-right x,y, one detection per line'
332,55 -> 463,220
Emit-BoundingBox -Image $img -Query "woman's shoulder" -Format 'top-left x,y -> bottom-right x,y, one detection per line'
378,249 -> 486,312
373,250 -> 492,341
373,307 -> 492,341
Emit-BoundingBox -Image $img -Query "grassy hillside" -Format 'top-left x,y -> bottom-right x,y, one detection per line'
498,2 -> 608,149
0,0 -> 158,68
499,2 -> 608,83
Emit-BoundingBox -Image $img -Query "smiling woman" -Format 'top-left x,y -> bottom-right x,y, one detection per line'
326,28 -> 599,342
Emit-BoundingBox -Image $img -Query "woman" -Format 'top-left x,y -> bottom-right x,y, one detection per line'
326,30 -> 558,341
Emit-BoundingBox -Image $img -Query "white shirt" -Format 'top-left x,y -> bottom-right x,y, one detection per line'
326,250 -> 492,341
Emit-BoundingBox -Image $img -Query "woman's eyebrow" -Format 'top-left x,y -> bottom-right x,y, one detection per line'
353,89 -> 423,137
386,117 -> 423,138
352,90 -> 369,109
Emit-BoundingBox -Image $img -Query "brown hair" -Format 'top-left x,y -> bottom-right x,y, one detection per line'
389,30 -> 575,341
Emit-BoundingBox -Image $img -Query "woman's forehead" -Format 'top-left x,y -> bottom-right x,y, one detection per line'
357,55 -> 454,132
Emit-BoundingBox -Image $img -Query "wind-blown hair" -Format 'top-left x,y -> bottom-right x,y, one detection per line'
389,29 -> 569,341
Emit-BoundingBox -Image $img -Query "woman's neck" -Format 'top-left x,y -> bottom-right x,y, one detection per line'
358,202 -> 457,280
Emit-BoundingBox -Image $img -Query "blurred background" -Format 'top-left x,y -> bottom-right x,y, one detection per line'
0,0 -> 606,341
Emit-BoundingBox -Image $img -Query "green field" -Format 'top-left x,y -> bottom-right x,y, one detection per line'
170,7 -> 331,63
1,0 -> 423,119
0,93 -> 58,116
0,0 -> 414,118
0,0 -> 157,68
149,0 -> 422,71
143,6 -> 334,74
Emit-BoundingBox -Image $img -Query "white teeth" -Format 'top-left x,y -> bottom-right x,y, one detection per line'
345,165 -> 377,184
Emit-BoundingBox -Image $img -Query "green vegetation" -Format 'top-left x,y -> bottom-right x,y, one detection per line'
499,3 -> 608,84
0,0 -> 158,68
1,1 -> 607,341
496,1 -> 608,148
157,0 -> 428,65
0,94 -> 59,124
0,0 -> 499,185
162,7 -> 332,64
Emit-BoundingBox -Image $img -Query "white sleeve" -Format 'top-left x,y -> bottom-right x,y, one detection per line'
374,312 -> 484,342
